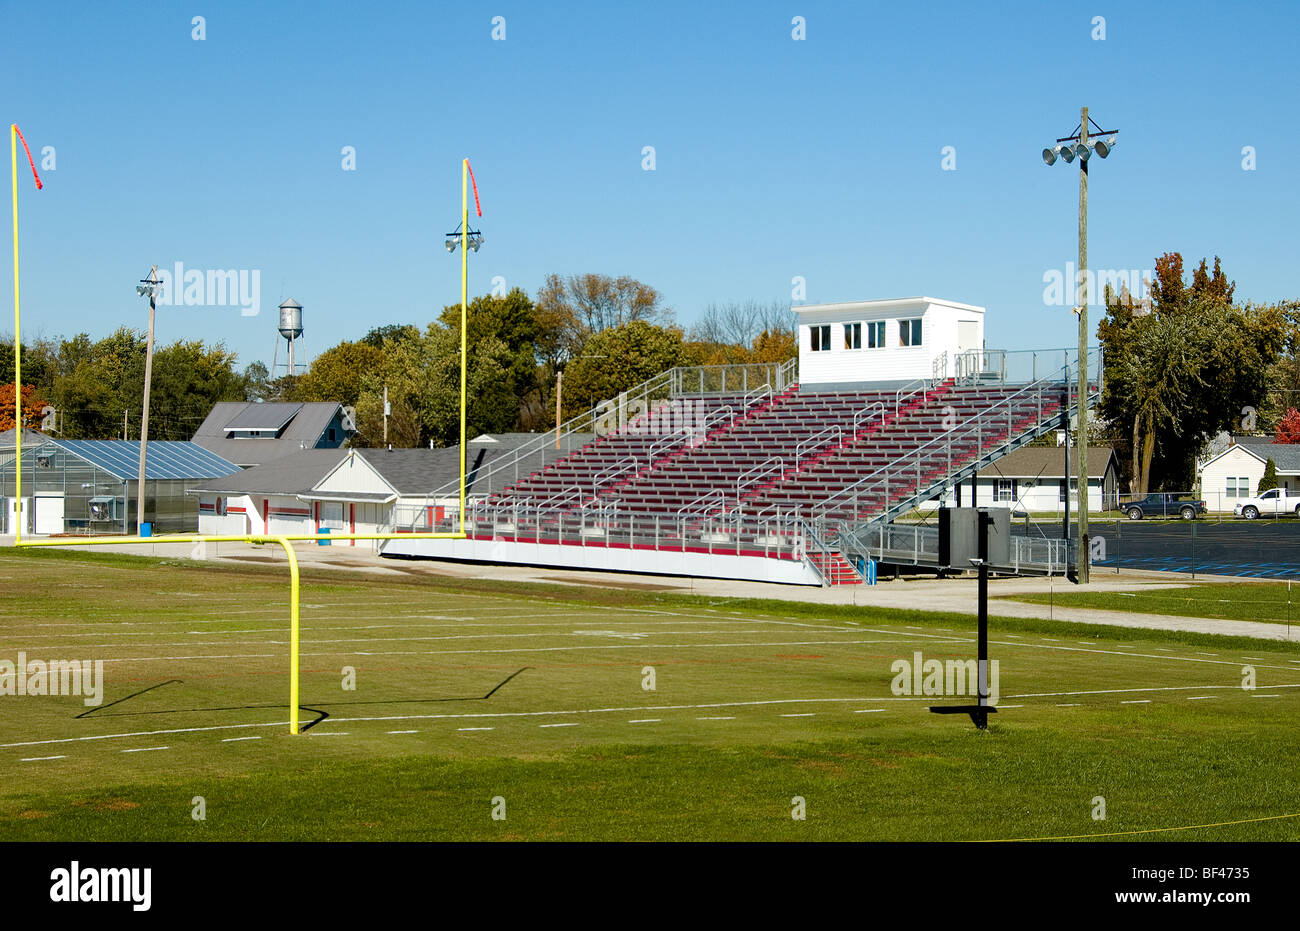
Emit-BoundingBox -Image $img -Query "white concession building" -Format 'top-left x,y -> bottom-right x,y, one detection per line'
793,296 -> 985,386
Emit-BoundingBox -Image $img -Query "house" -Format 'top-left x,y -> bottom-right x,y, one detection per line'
191,401 -> 355,468
190,433 -> 556,542
0,429 -> 240,534
792,296 -> 985,387
930,445 -> 1119,512
1198,438 -> 1300,511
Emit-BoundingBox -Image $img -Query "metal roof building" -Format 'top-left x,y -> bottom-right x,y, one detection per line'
191,401 -> 355,467
0,432 -> 240,535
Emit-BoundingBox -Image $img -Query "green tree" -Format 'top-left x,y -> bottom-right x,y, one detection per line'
1259,457 -> 1278,492
1098,253 -> 1285,493
297,340 -> 386,407
561,320 -> 687,419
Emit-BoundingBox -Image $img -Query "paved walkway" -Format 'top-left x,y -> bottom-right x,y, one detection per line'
7,536 -> 1298,643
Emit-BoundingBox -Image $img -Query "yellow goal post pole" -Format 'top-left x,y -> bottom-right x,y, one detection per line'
10,125 -> 22,544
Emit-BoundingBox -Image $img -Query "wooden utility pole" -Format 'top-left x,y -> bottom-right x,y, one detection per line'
136,266 -> 158,535
555,370 -> 563,449
1076,106 -> 1090,583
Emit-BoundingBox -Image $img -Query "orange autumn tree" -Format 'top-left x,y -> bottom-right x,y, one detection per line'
1275,407 -> 1300,443
0,383 -> 50,432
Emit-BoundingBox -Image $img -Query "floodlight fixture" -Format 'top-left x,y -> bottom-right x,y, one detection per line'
1042,145 -> 1061,166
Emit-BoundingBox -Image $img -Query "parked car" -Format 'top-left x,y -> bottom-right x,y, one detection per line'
1119,493 -> 1207,520
1234,487 -> 1300,519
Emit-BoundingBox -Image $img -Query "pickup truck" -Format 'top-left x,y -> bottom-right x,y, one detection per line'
1120,493 -> 1207,520
1234,487 -> 1300,519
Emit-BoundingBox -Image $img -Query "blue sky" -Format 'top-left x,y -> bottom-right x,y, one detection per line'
5,0 -> 1298,372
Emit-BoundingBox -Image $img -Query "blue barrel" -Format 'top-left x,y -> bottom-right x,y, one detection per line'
318,528 -> 331,546
140,522 -> 152,538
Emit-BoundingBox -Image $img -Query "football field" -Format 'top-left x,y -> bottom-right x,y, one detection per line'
2,548 -> 1299,841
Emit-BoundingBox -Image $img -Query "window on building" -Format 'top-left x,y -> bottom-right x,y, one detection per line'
899,318 -> 922,347
328,427 -> 337,442
810,324 -> 831,352
1059,478 -> 1078,502
996,479 -> 1014,503
866,321 -> 886,348
1226,476 -> 1250,498
844,323 -> 861,350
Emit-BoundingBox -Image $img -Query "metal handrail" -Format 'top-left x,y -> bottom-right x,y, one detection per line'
795,425 -> 842,465
592,457 -> 638,497
853,401 -> 887,435
894,378 -> 929,417
737,456 -> 783,500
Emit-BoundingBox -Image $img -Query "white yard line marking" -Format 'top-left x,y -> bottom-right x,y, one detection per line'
996,704 -> 1024,709
1197,652 -> 1219,656
220,736 -> 262,743
19,755 -> 65,762
121,746 -> 169,753
697,716 -> 735,720
1119,700 -> 1152,705
780,713 -> 816,717
1,720 -> 294,749
854,709 -> 886,714
1009,682 -> 1300,699
539,723 -> 580,729
1249,694 -> 1282,698
628,719 -> 661,724
1056,703 -> 1081,707
1077,641 -> 1097,645
1187,696 -> 1216,701
308,731 -> 349,736
457,727 -> 494,732
387,730 -> 418,734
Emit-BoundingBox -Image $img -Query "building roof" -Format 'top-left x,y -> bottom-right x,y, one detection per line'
188,449 -> 349,495
191,401 -> 350,467
0,428 -> 51,448
1233,437 -> 1300,472
45,440 -> 241,481
792,296 -> 985,316
977,446 -> 1116,480
187,433 -> 592,501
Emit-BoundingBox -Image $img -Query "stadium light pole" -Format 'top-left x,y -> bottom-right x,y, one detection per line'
445,159 -> 483,531
1043,106 -> 1118,584
134,266 -> 161,536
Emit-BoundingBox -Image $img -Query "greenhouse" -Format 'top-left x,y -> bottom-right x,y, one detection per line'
0,430 -> 240,535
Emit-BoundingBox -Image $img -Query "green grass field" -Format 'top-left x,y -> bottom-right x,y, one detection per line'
2,547 -> 1299,841
1002,581 -> 1300,626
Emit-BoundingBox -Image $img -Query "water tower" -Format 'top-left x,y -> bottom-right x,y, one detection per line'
275,298 -> 304,376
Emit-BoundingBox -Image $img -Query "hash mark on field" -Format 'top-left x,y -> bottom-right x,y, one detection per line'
1249,694 -> 1282,698
1056,703 -> 1081,707
1120,700 -> 1152,704
20,755 -> 65,762
539,723 -> 579,729
457,727 -> 494,731
854,709 -> 885,714
220,736 -> 262,743
780,713 -> 816,717
1197,652 -> 1219,656
1077,641 -> 1096,645
1040,638 -> 1059,642
1187,696 -> 1216,700
698,716 -> 735,720
387,730 -> 418,734
628,719 -> 661,724
121,746 -> 169,753
309,731 -> 349,736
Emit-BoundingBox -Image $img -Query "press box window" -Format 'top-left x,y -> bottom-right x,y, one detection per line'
810,325 -> 831,352
866,321 -> 886,348
899,318 -> 922,347
844,323 -> 861,349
